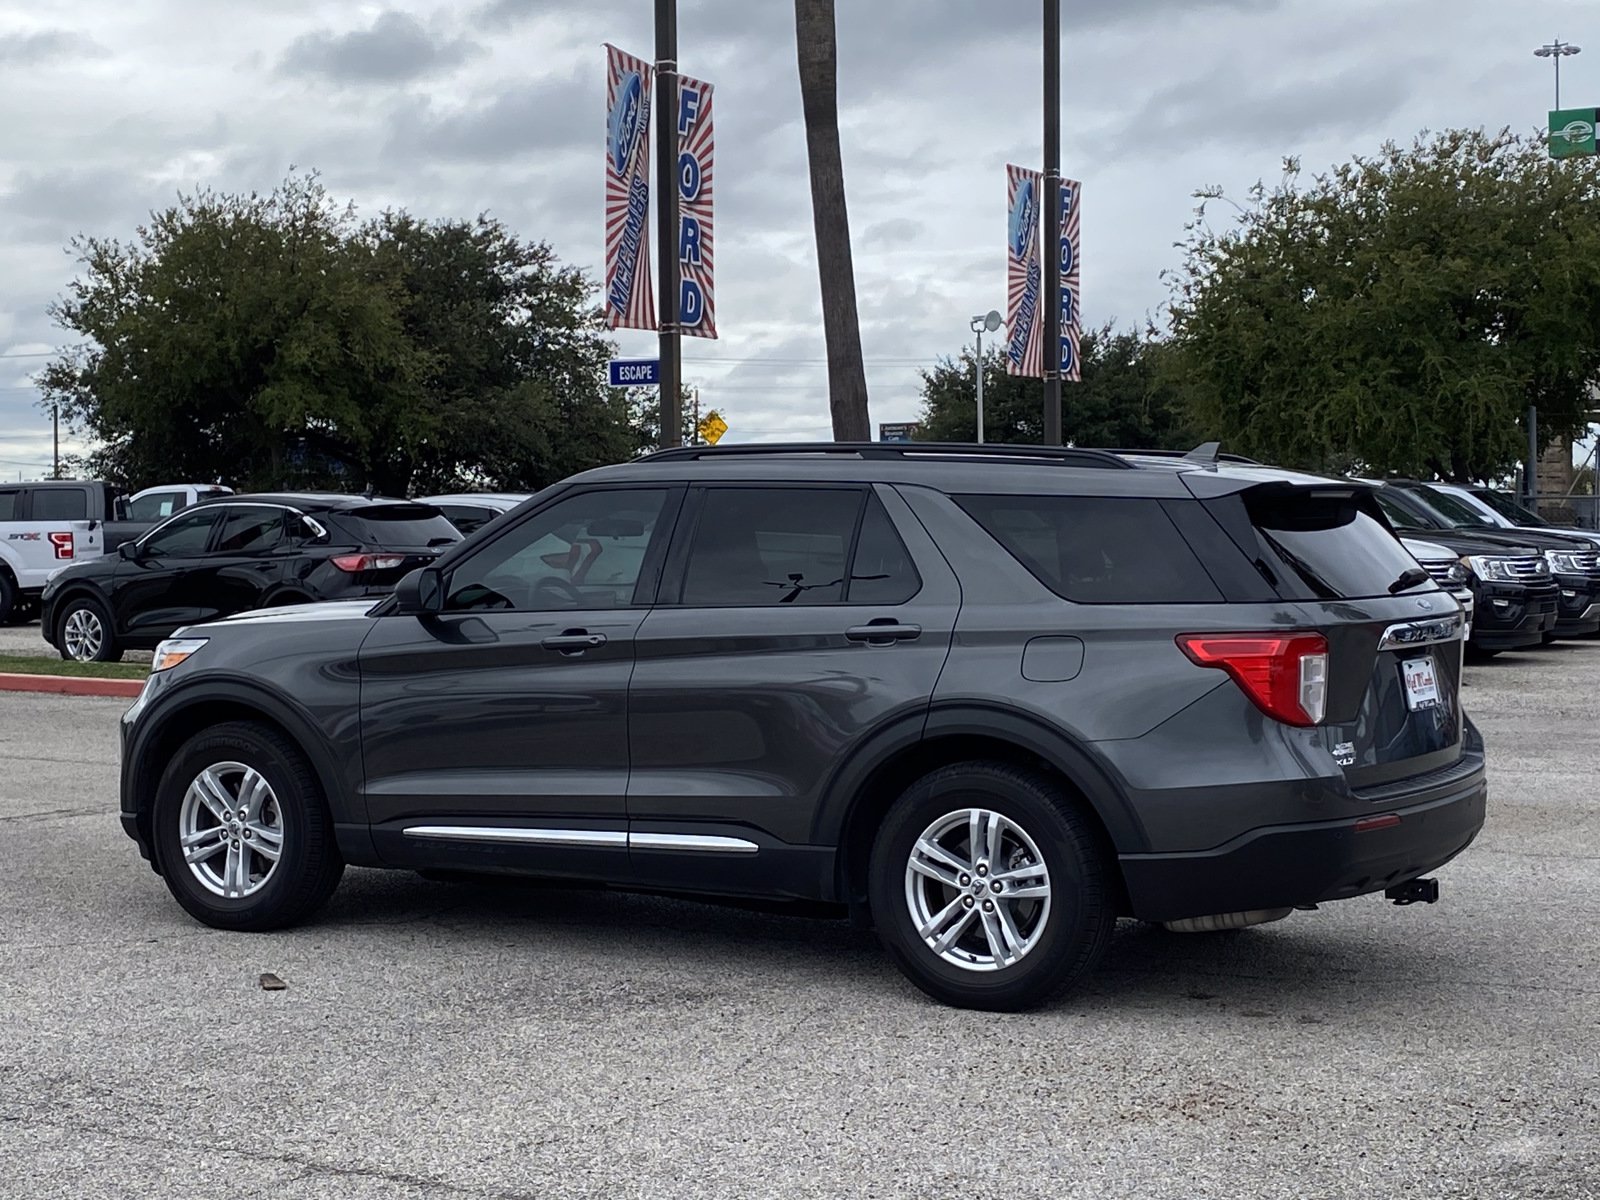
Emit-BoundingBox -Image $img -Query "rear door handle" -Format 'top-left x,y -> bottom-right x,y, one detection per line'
846,622 -> 922,645
542,631 -> 607,654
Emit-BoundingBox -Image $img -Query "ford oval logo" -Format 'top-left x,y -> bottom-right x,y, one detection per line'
1008,177 -> 1037,259
1416,597 -> 1432,610
609,71 -> 644,176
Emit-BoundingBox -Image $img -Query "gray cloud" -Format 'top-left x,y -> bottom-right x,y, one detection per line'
0,30 -> 104,65
281,11 -> 482,84
385,74 -> 589,163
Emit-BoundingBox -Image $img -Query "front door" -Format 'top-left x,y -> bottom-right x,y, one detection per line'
627,483 -> 959,898
112,507 -> 226,643
186,504 -> 289,621
358,485 -> 682,879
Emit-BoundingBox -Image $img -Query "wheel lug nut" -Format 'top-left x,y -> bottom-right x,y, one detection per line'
243,830 -> 252,839
977,864 -> 988,876
991,881 -> 1004,893
959,874 -> 971,887
963,896 -> 975,908
982,900 -> 994,912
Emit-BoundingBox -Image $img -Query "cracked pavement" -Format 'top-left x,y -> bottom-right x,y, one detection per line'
1,643 -> 1598,1198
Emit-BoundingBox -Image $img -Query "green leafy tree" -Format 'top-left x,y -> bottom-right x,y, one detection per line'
918,325 -> 1197,448
1166,129 -> 1600,480
41,173 -> 642,495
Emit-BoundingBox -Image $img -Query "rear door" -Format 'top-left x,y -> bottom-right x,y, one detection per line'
626,483 -> 957,894
1201,481 -> 1465,785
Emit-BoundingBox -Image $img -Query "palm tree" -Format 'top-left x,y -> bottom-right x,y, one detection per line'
794,0 -> 871,441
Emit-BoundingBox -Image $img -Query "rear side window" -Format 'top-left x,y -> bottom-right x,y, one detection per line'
956,495 -> 1223,604
329,505 -> 460,548
31,489 -> 88,521
213,506 -> 285,553
680,487 -> 860,606
127,491 -> 187,521
0,490 -> 17,521
1248,491 -> 1429,600
438,505 -> 498,535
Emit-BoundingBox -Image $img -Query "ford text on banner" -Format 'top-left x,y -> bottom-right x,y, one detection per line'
1005,165 -> 1043,378
1060,178 -> 1082,382
604,44 -> 655,331
677,74 -> 716,339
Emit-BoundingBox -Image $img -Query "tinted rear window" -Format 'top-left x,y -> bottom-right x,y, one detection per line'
327,505 -> 461,548
1248,491 -> 1430,600
31,488 -> 89,520
956,495 -> 1223,603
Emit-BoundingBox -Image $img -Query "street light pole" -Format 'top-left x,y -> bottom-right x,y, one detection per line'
1042,0 -> 1062,445
656,0 -> 682,447
1535,39 -> 1581,110
970,310 -> 1001,444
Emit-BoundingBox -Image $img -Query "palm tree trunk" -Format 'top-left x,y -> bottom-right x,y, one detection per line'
795,0 -> 871,442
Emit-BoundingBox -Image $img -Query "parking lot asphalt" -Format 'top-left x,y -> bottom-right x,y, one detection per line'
2,644 -> 1597,1199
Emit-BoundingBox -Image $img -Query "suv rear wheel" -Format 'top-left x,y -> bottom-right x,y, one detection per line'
152,722 -> 343,931
868,762 -> 1114,1011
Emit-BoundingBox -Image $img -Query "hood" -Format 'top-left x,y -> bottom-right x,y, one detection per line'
1395,527 -> 1542,558
1506,524 -> 1600,550
208,600 -> 380,627
1400,537 -> 1456,564
1451,526 -> 1595,553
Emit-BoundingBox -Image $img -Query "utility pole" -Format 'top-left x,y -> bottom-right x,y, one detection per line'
692,387 -> 701,446
1041,0 -> 1062,445
51,404 -> 59,480
656,0 -> 682,447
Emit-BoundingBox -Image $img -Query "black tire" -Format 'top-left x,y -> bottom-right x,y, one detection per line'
868,762 -> 1114,1011
54,594 -> 123,663
152,721 -> 344,931
0,573 -> 14,625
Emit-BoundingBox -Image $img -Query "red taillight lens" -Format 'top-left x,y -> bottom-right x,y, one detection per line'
330,554 -> 408,573
48,532 -> 74,560
1177,632 -> 1329,727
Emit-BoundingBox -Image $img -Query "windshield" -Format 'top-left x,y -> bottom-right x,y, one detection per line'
1373,488 -> 1448,532
1472,488 -> 1549,527
1410,485 -> 1498,528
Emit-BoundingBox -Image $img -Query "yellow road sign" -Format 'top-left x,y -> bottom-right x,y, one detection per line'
698,411 -> 728,445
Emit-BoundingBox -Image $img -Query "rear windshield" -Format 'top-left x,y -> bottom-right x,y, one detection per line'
327,505 -> 461,548
1248,491 -> 1431,600
956,495 -> 1223,603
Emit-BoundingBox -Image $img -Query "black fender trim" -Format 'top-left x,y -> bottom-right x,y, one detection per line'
124,676 -> 377,870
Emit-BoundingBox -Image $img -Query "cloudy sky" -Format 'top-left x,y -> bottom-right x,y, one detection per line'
0,0 -> 1587,477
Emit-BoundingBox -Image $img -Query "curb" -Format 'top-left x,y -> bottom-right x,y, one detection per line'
0,672 -> 144,699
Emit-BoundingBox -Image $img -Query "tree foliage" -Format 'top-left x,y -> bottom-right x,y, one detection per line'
41,173 -> 643,495
918,325 -> 1197,449
1166,129 -> 1600,480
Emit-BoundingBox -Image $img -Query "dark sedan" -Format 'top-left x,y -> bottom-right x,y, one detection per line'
41,493 -> 460,662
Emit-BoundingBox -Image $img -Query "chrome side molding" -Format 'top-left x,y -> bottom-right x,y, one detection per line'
1378,613 -> 1464,651
402,826 -> 759,855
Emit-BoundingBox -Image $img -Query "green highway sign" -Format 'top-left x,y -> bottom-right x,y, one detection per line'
1549,108 -> 1598,158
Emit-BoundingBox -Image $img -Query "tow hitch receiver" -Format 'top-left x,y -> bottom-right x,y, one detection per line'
1386,877 -> 1440,906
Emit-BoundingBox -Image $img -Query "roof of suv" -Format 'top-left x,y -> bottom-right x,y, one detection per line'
193,492 -> 422,512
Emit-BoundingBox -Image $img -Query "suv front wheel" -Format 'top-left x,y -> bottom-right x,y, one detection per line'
869,762 -> 1114,1011
152,722 -> 344,931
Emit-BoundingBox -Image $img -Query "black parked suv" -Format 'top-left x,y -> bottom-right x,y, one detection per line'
43,493 -> 459,662
118,445 -> 1486,1010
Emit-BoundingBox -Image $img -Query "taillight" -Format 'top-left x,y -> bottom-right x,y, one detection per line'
1177,632 -> 1329,726
330,554 -> 408,573
48,532 -> 74,560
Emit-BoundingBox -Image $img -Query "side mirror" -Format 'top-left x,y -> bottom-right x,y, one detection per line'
114,497 -> 130,521
118,540 -> 141,561
393,566 -> 445,616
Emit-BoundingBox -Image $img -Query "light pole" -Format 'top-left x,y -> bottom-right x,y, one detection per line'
970,310 -> 1001,443
1534,39 -> 1581,109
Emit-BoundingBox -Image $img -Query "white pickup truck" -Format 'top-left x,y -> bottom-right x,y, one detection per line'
0,481 -> 230,622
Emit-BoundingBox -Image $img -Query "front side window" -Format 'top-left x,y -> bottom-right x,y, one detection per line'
212,507 -> 286,554
446,489 -> 669,612
30,489 -> 88,521
126,491 -> 187,521
140,508 -> 223,558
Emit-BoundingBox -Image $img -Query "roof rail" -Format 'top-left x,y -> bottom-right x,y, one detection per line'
640,441 -> 1133,469
1108,445 -> 1261,466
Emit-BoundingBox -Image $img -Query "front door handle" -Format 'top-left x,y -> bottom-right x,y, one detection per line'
542,631 -> 607,654
846,621 -> 922,645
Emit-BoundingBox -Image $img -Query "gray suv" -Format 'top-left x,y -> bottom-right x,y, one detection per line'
119,443 -> 1487,1010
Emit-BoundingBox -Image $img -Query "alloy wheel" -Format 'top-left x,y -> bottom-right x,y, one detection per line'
178,761 -> 286,899
62,608 -> 104,661
904,807 -> 1052,972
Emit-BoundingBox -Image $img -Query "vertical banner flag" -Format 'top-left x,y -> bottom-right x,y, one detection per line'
604,44 -> 654,331
1005,165 -> 1043,378
677,74 -> 716,338
1060,178 -> 1082,382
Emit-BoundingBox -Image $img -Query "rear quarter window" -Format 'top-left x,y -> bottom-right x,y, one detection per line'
956,495 -> 1223,604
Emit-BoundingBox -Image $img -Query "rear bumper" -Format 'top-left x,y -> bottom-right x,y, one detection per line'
1118,749 -> 1487,923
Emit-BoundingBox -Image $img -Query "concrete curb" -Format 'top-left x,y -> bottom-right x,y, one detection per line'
0,672 -> 144,699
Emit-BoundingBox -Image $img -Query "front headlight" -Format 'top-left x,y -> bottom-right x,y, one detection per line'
151,637 -> 208,673
1444,562 -> 1469,585
1465,555 -> 1514,582
1545,549 -> 1586,574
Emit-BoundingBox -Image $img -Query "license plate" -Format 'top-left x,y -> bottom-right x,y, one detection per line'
1402,656 -> 1440,711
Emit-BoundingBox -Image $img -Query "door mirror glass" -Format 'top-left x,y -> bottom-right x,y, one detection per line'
393,566 -> 445,615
